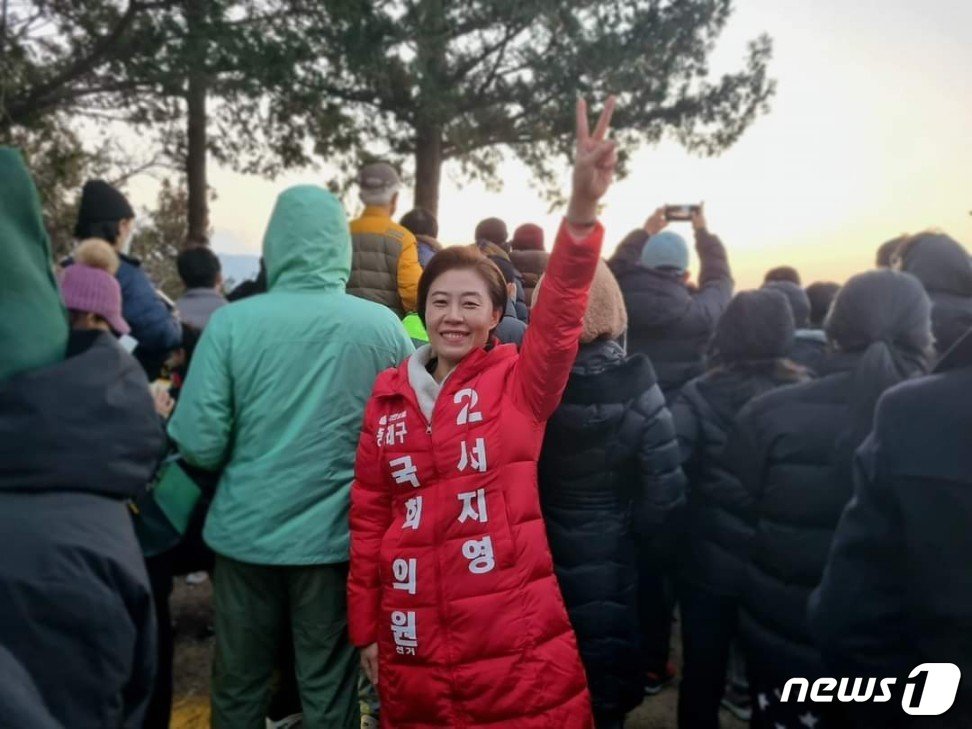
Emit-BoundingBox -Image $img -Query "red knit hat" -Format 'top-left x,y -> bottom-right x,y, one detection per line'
512,223 -> 544,252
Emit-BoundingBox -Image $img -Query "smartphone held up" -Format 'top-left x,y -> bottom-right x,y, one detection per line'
664,204 -> 701,222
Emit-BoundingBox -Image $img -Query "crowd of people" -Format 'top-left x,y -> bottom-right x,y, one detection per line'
1,94 -> 972,729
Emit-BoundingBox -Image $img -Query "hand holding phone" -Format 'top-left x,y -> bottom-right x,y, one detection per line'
643,207 -> 667,236
663,204 -> 701,222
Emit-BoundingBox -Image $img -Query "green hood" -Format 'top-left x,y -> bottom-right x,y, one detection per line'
0,148 -> 68,382
263,185 -> 351,292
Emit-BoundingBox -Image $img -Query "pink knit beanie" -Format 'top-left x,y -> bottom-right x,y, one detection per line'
60,264 -> 130,335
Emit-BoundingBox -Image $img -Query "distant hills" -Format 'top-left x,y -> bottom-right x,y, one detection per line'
218,253 -> 261,291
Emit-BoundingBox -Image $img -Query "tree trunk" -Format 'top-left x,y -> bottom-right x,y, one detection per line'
184,0 -> 208,246
412,0 -> 446,218
413,126 -> 442,217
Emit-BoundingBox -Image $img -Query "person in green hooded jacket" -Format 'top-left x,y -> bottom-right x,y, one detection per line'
168,185 -> 413,728
0,148 -> 68,381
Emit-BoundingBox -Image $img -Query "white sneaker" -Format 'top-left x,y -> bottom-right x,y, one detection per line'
185,571 -> 208,585
266,713 -> 302,729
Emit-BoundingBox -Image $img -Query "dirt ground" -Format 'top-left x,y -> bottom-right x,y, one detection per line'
169,580 -> 745,729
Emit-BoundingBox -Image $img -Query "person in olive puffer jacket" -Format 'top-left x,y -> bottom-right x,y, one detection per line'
348,162 -> 423,317
608,206 -> 733,403
724,269 -> 933,729
537,261 -> 686,729
670,289 -> 808,729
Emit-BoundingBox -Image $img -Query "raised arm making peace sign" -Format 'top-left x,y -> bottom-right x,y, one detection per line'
568,96 -> 618,230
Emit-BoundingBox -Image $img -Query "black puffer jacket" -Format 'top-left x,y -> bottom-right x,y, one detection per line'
789,329 -> 828,374
898,232 -> 972,356
609,228 -> 733,400
671,363 -> 806,596
727,350 -> 928,681
539,340 -> 685,719
0,331 -> 165,728
810,331 -> 972,725
725,355 -> 864,680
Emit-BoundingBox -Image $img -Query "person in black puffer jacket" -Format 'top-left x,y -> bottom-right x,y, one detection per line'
537,261 -> 686,729
895,231 -> 972,358
671,289 -> 808,729
810,329 -> 972,729
724,269 -> 933,729
0,148 -> 165,728
609,205 -> 733,403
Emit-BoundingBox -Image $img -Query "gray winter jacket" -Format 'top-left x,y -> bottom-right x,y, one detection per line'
0,331 -> 165,728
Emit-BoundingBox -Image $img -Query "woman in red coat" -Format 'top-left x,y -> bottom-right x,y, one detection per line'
348,97 -> 617,728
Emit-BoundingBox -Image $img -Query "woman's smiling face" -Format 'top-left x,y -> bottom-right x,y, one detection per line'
425,267 -> 502,370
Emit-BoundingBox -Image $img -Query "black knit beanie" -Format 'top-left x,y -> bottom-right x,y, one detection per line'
73,179 -> 135,238
710,289 -> 794,363
762,280 -> 811,329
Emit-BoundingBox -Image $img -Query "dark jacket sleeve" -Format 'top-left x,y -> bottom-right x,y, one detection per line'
122,570 -> 158,727
687,229 -> 734,329
670,386 -> 702,469
807,430 -> 911,677
718,400 -> 764,556
514,275 -> 530,323
607,228 -> 650,273
117,262 -> 182,353
631,385 -> 687,564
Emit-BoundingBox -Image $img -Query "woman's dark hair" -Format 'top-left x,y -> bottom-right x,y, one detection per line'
875,234 -> 908,267
761,280 -> 811,329
763,265 -> 801,286
824,269 -> 933,483
177,246 -> 222,289
708,289 -> 805,381
400,207 -> 439,239
68,310 -> 109,331
73,219 -> 121,245
709,289 -> 794,364
417,246 -> 508,327
894,230 -> 972,296
805,281 -> 840,329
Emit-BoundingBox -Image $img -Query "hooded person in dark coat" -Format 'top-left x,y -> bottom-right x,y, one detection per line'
671,289 -> 808,729
0,148 -> 165,728
724,269 -> 933,728
809,328 -> 972,729
895,231 -> 972,358
609,206 -> 733,402
762,279 -> 828,375
537,261 -> 685,729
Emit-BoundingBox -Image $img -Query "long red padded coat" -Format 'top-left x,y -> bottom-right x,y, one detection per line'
348,221 -> 603,728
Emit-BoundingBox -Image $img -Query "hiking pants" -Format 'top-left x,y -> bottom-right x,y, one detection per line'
211,555 -> 359,729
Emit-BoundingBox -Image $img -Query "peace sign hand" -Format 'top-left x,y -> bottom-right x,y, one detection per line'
567,96 -> 617,228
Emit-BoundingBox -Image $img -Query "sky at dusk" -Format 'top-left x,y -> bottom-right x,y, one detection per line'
123,0 -> 972,290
